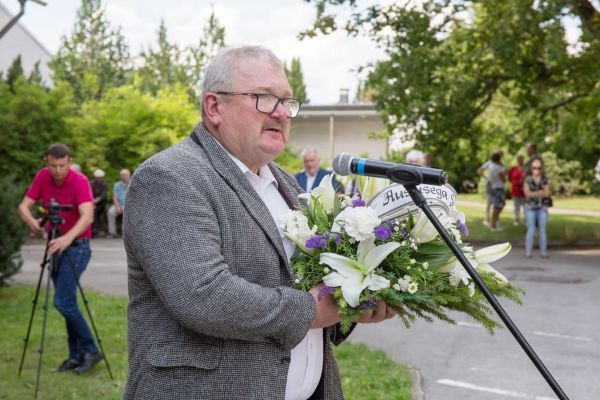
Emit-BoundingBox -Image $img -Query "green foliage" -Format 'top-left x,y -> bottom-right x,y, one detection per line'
0,177 -> 28,287
136,12 -> 226,102
284,58 -> 309,104
6,55 -> 24,90
540,151 -> 586,195
0,78 -> 76,183
49,0 -> 131,102
302,0 -> 600,190
66,83 -> 199,182
274,146 -> 304,174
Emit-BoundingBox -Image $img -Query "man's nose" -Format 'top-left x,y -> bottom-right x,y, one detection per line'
271,101 -> 291,118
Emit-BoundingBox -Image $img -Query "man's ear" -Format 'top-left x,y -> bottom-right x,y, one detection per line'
203,93 -> 222,127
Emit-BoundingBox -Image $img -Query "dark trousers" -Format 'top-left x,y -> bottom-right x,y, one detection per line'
51,241 -> 98,360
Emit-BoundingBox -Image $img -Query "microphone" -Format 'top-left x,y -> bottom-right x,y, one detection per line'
333,153 -> 448,186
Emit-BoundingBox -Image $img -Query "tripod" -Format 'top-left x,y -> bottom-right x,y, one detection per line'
18,204 -> 113,399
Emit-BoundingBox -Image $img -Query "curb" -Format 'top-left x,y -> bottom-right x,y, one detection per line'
409,366 -> 426,400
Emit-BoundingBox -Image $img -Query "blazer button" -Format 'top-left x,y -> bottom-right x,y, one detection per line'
281,356 -> 291,363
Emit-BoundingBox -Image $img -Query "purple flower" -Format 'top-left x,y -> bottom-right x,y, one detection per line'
334,235 -> 342,244
374,225 -> 392,241
317,285 -> 335,301
306,235 -> 328,249
359,298 -> 378,309
353,186 -> 362,198
352,199 -> 366,207
457,219 -> 469,236
401,227 -> 407,237
324,232 -> 331,240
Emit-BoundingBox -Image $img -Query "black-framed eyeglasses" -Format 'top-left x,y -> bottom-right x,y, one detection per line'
215,92 -> 301,118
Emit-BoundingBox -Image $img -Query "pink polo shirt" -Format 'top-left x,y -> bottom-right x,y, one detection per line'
26,167 -> 93,239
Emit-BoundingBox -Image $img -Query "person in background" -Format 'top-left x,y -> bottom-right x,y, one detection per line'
405,149 -> 425,166
477,150 -> 504,227
524,143 -> 539,173
523,156 -> 551,258
91,169 -> 108,237
17,144 -> 103,373
423,152 -> 433,168
508,155 -> 526,226
488,151 -> 506,231
107,169 -> 130,238
295,147 -> 342,193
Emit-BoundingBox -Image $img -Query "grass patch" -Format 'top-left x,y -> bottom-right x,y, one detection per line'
0,285 -> 413,399
457,194 -> 600,212
333,342 -> 412,400
459,205 -> 600,242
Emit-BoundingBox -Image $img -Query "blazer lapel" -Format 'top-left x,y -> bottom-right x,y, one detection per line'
191,124 -> 290,268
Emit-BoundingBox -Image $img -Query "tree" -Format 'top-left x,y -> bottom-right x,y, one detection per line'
66,83 -> 199,183
5,55 -> 24,90
302,0 -> 600,188
285,58 -> 309,103
0,175 -> 28,287
136,21 -> 189,97
50,0 -> 130,102
0,78 -> 76,182
136,12 -> 226,102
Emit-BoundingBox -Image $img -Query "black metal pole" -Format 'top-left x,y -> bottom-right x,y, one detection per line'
18,235 -> 51,376
404,185 -> 569,400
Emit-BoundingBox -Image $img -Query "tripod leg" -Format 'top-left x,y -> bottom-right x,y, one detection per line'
34,254 -> 54,399
18,239 -> 51,376
65,250 -> 114,379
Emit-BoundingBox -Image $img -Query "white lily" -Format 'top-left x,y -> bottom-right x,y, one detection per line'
298,173 -> 337,213
440,242 -> 511,285
320,237 -> 398,307
356,176 -> 391,203
278,210 -> 317,254
410,210 -> 444,243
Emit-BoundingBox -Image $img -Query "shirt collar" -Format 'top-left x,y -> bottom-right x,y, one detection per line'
215,139 -> 278,188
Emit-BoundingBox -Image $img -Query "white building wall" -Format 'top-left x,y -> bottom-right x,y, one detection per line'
0,3 -> 53,85
290,114 -> 388,167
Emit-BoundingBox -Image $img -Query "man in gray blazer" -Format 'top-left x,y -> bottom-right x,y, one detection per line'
123,46 -> 395,399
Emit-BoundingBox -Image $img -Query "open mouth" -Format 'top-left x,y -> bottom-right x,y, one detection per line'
265,127 -> 282,134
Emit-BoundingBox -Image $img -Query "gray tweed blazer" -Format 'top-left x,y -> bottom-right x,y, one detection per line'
123,123 -> 344,399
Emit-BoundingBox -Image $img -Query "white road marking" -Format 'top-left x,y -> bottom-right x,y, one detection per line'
456,321 -> 484,328
437,379 -> 556,400
533,331 -> 593,342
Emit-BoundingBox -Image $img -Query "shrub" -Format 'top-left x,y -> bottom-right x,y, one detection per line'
0,176 -> 28,287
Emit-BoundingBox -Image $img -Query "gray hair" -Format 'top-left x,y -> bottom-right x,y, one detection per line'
405,149 -> 425,165
201,46 -> 284,116
301,147 -> 319,159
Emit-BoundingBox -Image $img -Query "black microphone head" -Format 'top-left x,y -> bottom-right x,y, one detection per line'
333,153 -> 353,176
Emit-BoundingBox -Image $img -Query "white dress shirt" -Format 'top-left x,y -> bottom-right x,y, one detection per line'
224,150 -> 323,400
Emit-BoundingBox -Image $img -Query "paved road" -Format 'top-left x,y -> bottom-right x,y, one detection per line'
12,239 -> 600,400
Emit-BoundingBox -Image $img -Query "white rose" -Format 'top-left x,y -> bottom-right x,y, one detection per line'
333,206 -> 381,241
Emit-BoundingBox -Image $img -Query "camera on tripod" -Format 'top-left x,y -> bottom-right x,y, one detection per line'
39,198 -> 72,227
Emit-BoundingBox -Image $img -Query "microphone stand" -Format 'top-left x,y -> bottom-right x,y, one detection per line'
402,183 -> 569,400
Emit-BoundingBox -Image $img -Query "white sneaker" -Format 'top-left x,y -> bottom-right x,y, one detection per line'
483,220 -> 490,226
513,221 -> 519,227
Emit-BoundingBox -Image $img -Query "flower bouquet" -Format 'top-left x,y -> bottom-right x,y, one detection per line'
280,174 -> 524,334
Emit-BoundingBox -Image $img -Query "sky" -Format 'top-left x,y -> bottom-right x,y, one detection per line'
3,0 -> 386,104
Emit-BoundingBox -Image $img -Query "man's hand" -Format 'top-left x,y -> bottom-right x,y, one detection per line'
116,205 -> 123,215
310,285 -> 341,329
48,236 -> 74,255
28,218 -> 43,234
356,301 -> 397,324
